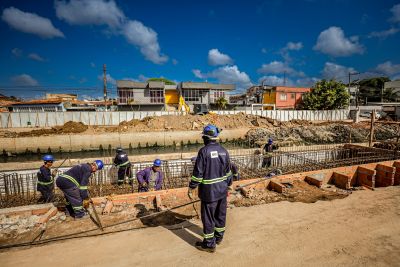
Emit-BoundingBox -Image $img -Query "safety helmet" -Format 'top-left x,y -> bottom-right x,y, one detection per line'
94,160 -> 104,170
43,154 -> 54,162
202,124 -> 220,139
116,147 -> 123,153
190,157 -> 197,163
268,138 -> 273,144
153,159 -> 162,167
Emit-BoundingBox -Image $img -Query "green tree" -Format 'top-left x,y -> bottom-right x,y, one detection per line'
302,79 -> 350,110
358,77 -> 390,103
383,88 -> 399,102
215,97 -> 228,110
147,77 -> 176,85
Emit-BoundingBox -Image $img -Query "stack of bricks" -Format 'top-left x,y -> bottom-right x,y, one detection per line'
393,161 -> 400,186
375,164 -> 395,187
332,172 -> 353,190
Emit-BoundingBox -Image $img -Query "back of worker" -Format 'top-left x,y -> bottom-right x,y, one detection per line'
188,124 -> 232,253
113,148 -> 132,185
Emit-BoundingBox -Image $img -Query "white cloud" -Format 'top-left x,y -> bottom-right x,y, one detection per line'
55,0 -> 124,28
11,48 -> 22,57
207,49 -> 234,66
313,26 -> 364,57
1,7 -> 64,38
284,42 -> 303,51
321,62 -> 357,82
258,61 -> 304,77
368,28 -> 399,39
54,0 -> 168,64
122,20 -> 168,64
98,73 -> 116,85
258,75 -> 292,86
375,61 -> 400,76
295,77 -> 319,87
28,53 -> 45,62
11,74 -> 39,86
390,4 -> 400,23
193,65 -> 252,91
192,69 -> 204,79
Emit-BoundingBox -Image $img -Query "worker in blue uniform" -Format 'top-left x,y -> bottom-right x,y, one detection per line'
188,124 -> 232,253
113,147 -> 132,185
37,154 -> 57,203
136,159 -> 163,192
56,160 -> 104,219
262,138 -> 279,168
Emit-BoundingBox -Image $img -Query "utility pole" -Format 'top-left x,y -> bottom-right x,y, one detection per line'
369,110 -> 375,147
103,64 -> 107,111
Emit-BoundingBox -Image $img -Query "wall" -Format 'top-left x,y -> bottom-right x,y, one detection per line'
0,109 -> 350,129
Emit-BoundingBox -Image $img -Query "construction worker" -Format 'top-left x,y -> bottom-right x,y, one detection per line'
262,138 -> 279,168
136,159 -> 163,192
37,154 -> 57,203
188,124 -> 232,253
231,161 -> 240,181
113,147 -> 132,185
56,160 -> 104,219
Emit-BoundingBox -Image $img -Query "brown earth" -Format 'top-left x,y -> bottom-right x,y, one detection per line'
1,187 -> 399,267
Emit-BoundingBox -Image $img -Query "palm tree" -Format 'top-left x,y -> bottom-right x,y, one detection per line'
215,97 -> 228,110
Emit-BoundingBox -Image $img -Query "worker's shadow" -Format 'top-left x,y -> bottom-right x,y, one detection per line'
134,204 -> 203,247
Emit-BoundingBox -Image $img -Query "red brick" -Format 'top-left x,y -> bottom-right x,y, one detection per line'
357,167 -> 376,188
37,206 -> 58,224
332,172 -> 352,189
375,164 -> 395,187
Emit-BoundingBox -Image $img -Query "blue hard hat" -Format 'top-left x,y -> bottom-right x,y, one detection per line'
153,159 -> 162,167
94,160 -> 104,170
43,154 -> 54,162
202,124 -> 220,139
268,138 -> 273,144
116,147 -> 123,153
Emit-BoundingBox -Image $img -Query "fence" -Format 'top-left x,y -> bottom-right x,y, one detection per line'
0,109 -> 350,128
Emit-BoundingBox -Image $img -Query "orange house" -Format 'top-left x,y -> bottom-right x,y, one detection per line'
263,86 -> 311,109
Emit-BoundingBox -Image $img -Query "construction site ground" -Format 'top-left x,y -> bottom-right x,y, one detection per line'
1,186 -> 399,267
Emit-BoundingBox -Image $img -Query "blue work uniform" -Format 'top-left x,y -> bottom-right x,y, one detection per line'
56,163 -> 92,218
114,151 -> 132,185
189,140 -> 232,248
37,165 -> 54,203
231,162 -> 240,181
262,144 -> 278,168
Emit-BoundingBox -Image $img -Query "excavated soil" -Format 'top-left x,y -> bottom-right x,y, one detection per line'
11,121 -> 88,137
232,180 -> 350,207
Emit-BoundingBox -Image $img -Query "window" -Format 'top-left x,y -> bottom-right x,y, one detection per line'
118,89 -> 135,105
150,89 -> 164,103
291,93 -> 296,99
213,89 -> 225,99
280,93 -> 287,101
183,89 -> 204,102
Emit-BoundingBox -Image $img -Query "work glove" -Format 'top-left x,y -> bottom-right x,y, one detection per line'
188,187 -> 195,200
83,199 -> 90,209
51,169 -> 58,178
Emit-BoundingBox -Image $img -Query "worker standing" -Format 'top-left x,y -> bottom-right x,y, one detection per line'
188,124 -> 232,253
113,147 -> 132,185
231,161 -> 240,181
37,154 -> 57,203
136,159 -> 163,192
262,138 -> 278,168
56,160 -> 103,219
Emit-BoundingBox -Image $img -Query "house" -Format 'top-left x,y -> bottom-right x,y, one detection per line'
262,86 -> 311,109
116,80 -> 235,111
10,99 -> 65,112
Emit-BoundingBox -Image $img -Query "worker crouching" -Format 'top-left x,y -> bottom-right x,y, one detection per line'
188,124 -> 232,253
56,160 -> 103,219
136,159 -> 163,192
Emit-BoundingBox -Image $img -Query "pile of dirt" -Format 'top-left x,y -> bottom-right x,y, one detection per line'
232,180 -> 349,207
246,122 -> 399,146
15,121 -> 88,137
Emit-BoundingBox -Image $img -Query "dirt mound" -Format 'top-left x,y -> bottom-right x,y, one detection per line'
16,121 -> 88,137
246,122 -> 399,146
232,180 -> 349,207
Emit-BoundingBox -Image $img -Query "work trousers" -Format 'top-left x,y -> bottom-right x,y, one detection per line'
37,184 -> 54,203
117,166 -> 132,185
201,197 -> 227,248
56,178 -> 86,218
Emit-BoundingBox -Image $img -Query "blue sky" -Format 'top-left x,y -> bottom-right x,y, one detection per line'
1,0 -> 400,99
